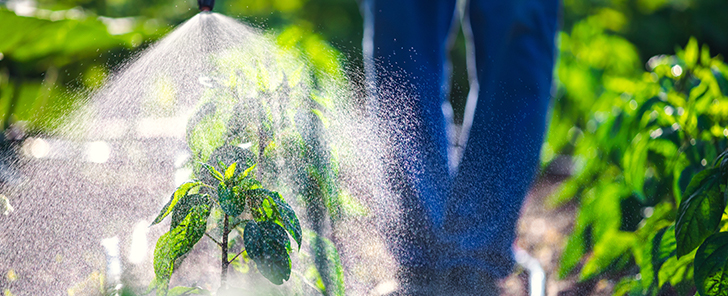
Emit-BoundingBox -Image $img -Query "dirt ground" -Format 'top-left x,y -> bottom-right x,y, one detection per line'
503,173 -> 614,296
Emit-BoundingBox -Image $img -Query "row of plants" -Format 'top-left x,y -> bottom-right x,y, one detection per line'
547,10 -> 728,295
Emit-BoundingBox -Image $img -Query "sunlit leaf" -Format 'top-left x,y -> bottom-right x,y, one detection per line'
152,182 -> 203,226
694,232 -> 728,296
640,225 -> 677,293
675,167 -> 724,257
580,230 -> 636,281
243,221 -> 291,285
224,162 -> 237,180
684,37 -> 699,68
153,205 -> 210,292
170,194 -> 211,230
658,251 -> 694,289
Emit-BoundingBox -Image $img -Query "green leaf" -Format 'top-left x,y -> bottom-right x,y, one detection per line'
153,204 -> 211,292
642,225 -> 677,293
685,37 -> 699,68
267,190 -> 303,249
152,182 -> 203,226
658,250 -> 694,288
580,230 -> 636,281
694,232 -> 728,296
202,163 -> 224,182
218,183 -> 245,217
306,230 -> 346,296
676,167 -> 725,257
170,194 -> 211,230
244,221 -> 292,285
241,163 -> 257,179
558,226 -> 587,279
224,162 -> 237,180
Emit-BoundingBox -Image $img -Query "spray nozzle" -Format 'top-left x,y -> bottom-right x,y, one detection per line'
198,0 -> 214,11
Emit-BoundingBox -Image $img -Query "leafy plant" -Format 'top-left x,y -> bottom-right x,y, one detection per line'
149,28 -> 350,294
151,156 -> 302,292
550,35 -> 728,295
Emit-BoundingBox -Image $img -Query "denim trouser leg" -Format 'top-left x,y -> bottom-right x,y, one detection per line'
364,0 -> 559,277
364,0 -> 457,268
441,0 -> 559,278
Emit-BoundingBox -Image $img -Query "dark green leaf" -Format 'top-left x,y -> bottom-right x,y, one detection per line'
675,167 -> 725,257
267,190 -> 302,250
153,205 -> 211,292
152,182 -> 203,226
244,221 -> 291,285
218,183 -> 245,217
695,232 -> 728,296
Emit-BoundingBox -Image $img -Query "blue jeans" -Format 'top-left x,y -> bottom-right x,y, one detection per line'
363,0 -> 559,278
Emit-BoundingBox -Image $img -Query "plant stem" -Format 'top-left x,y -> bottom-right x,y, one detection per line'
205,232 -> 223,247
221,214 -> 230,289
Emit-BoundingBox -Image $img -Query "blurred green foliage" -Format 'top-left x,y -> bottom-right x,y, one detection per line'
548,31 -> 728,294
0,0 -> 361,133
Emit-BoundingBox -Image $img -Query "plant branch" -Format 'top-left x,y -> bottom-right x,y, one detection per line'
205,232 -> 223,247
229,248 -> 246,264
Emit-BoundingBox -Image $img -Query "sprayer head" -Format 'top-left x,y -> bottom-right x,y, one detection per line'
198,0 -> 214,11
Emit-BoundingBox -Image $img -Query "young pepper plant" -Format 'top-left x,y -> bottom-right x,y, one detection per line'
150,153 -> 302,293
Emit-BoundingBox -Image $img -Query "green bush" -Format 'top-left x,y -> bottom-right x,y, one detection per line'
550,33 -> 728,295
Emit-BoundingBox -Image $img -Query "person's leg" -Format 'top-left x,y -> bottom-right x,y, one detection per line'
441,0 -> 560,280
362,0 -> 457,287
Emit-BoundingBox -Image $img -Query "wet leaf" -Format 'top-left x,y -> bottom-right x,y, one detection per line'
224,162 -> 237,180
152,182 -> 203,226
244,221 -> 291,285
202,163 -> 224,182
170,194 -> 211,230
267,190 -> 302,249
153,205 -> 210,292
675,167 -> 724,257
218,183 -> 245,217
694,232 -> 728,296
